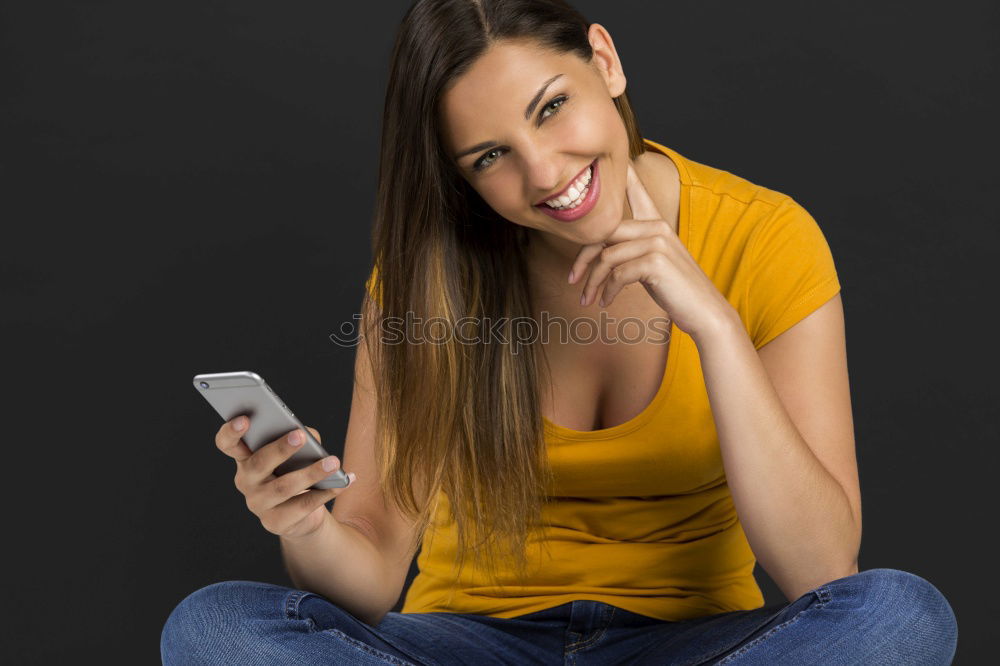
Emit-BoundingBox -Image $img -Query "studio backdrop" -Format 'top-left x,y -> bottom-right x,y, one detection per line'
2,0 -> 996,663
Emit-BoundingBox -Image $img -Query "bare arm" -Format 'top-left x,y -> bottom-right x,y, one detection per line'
280,512 -> 399,626
695,297 -> 861,601
280,297 -> 422,626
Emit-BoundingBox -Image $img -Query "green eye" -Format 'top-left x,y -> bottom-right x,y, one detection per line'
473,148 -> 503,172
540,95 -> 568,119
472,95 -> 570,172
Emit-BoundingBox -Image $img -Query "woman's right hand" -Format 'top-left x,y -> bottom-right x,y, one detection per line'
215,416 -> 356,540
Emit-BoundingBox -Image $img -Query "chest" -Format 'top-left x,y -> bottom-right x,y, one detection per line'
537,302 -> 673,432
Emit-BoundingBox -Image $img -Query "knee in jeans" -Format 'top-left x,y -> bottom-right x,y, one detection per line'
832,568 -> 958,654
161,580 -> 284,657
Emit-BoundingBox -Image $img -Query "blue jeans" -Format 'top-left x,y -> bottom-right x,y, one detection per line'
161,568 -> 957,664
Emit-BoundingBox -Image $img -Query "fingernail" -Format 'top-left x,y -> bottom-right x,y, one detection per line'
580,293 -> 587,306
347,472 -> 357,484
568,269 -> 575,283
322,456 -> 339,472
233,417 -> 246,432
289,430 -> 304,446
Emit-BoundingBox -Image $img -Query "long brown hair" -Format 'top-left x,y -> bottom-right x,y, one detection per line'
363,0 -> 646,586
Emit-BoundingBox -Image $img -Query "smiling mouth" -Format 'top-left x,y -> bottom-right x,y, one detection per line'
533,158 -> 601,222
535,159 -> 596,208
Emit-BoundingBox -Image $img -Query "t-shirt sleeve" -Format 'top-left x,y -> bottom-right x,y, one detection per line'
745,197 -> 841,350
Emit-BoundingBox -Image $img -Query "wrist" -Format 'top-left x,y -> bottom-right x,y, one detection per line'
693,305 -> 744,348
282,510 -> 336,546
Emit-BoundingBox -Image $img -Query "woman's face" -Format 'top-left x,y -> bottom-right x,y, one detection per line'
439,25 -> 631,248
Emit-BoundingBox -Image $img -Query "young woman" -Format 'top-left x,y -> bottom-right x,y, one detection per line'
162,1 -> 958,663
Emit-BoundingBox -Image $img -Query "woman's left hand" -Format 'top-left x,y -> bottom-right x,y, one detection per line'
569,162 -> 737,340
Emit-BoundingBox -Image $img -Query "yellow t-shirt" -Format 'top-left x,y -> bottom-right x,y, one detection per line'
365,138 -> 841,621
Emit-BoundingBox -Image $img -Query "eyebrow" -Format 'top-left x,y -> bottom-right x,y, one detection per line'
452,73 -> 565,161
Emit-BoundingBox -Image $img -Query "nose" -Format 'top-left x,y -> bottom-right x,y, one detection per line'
520,149 -> 566,203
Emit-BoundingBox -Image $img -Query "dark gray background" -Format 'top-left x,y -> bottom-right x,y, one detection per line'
2,0 -> 995,662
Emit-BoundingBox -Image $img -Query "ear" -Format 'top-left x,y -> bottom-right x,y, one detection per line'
587,23 -> 627,98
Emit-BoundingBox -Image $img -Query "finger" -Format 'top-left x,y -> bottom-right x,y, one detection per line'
304,426 -> 321,443
569,218 -> 666,287
602,218 -> 672,245
571,218 -> 666,289
216,416 -> 254,463
241,428 -> 310,485
598,256 -> 656,307
259,453 -> 344,511
626,163 -> 662,221
580,239 -> 657,307
568,242 -> 605,285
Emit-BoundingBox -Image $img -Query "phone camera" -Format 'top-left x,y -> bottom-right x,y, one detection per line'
199,381 -> 210,389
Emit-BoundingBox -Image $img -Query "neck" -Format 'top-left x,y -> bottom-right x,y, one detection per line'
526,228 -> 582,267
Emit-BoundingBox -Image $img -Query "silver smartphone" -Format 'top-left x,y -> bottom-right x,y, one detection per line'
193,371 -> 350,489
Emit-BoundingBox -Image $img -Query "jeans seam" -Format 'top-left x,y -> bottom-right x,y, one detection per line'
324,628 -> 420,666
284,589 -> 313,620
285,591 -> 424,665
566,606 -> 616,654
713,591 -> 829,665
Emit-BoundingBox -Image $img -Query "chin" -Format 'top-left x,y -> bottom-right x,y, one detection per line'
578,207 -> 621,242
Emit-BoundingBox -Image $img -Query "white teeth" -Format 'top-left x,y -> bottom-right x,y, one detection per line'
545,165 -> 593,209
550,184 -> 589,209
